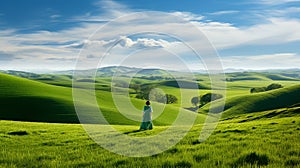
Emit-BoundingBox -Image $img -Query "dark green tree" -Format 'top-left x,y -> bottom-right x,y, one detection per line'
129,83 -> 140,93
135,85 -> 154,100
200,93 -> 223,106
250,87 -> 266,93
191,96 -> 200,107
266,83 -> 283,91
149,90 -> 166,103
250,83 -> 283,93
166,94 -> 178,104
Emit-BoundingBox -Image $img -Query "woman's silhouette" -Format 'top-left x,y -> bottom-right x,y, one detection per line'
139,100 -> 153,130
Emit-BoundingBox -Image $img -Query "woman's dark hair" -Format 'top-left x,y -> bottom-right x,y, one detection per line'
146,101 -> 150,106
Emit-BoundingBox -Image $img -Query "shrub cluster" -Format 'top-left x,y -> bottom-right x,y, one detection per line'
250,83 -> 283,93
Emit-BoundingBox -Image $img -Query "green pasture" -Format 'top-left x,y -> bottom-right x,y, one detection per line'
0,106 -> 299,167
0,70 -> 300,167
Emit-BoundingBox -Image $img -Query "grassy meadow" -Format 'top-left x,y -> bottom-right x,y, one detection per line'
0,108 -> 299,167
0,68 -> 300,167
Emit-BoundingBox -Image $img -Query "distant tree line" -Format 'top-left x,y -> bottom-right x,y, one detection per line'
191,93 -> 223,108
137,76 -> 175,81
131,84 -> 178,104
250,83 -> 283,93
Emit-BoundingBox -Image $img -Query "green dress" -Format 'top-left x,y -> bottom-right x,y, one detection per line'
140,105 -> 153,130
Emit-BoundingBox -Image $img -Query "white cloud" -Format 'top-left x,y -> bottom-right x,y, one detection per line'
50,15 -> 61,19
209,10 -> 240,16
252,7 -> 300,19
222,53 -> 300,69
64,39 -> 113,49
65,37 -> 175,49
94,0 -> 129,11
258,0 -> 300,5
98,44 -> 200,71
72,0 -> 130,22
171,12 -> 204,21
196,17 -> 300,49
1,0 -> 300,71
117,36 -> 173,48
0,51 -> 19,61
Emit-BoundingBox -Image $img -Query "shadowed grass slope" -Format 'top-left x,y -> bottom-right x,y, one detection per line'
0,73 -> 78,123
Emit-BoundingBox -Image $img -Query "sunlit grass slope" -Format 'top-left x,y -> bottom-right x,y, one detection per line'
0,73 -> 206,125
0,107 -> 299,167
200,84 -> 300,118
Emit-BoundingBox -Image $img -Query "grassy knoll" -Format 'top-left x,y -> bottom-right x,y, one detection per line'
0,73 -> 77,123
0,73 -> 206,125
0,107 -> 299,167
200,84 -> 300,119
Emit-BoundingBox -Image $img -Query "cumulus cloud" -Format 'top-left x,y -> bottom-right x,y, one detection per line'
50,15 -> 61,19
209,10 -> 240,16
65,36 -> 175,49
195,17 -> 300,49
1,0 -> 300,70
262,7 -> 300,17
257,0 -> 300,5
117,36 -> 172,48
222,53 -> 300,69
171,12 -> 204,21
64,39 -> 113,49
46,57 -> 75,61
72,0 -> 130,22
0,51 -> 19,61
7,4 -> 299,52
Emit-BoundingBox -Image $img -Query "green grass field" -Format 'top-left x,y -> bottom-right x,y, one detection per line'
0,70 -> 300,167
0,107 -> 299,167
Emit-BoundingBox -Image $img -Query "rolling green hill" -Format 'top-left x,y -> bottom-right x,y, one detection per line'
0,73 -> 206,125
0,73 -> 78,123
200,84 -> 300,118
1,69 -> 299,125
1,70 -> 300,167
226,72 -> 300,82
158,80 -> 210,89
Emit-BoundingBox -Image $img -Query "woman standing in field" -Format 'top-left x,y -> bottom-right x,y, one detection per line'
139,100 -> 153,130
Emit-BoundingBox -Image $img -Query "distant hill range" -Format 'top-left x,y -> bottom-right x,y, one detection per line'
55,66 -> 173,77
1,66 -> 299,82
0,66 -> 193,81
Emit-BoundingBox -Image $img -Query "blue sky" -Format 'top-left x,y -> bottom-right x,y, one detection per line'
1,0 -> 300,71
